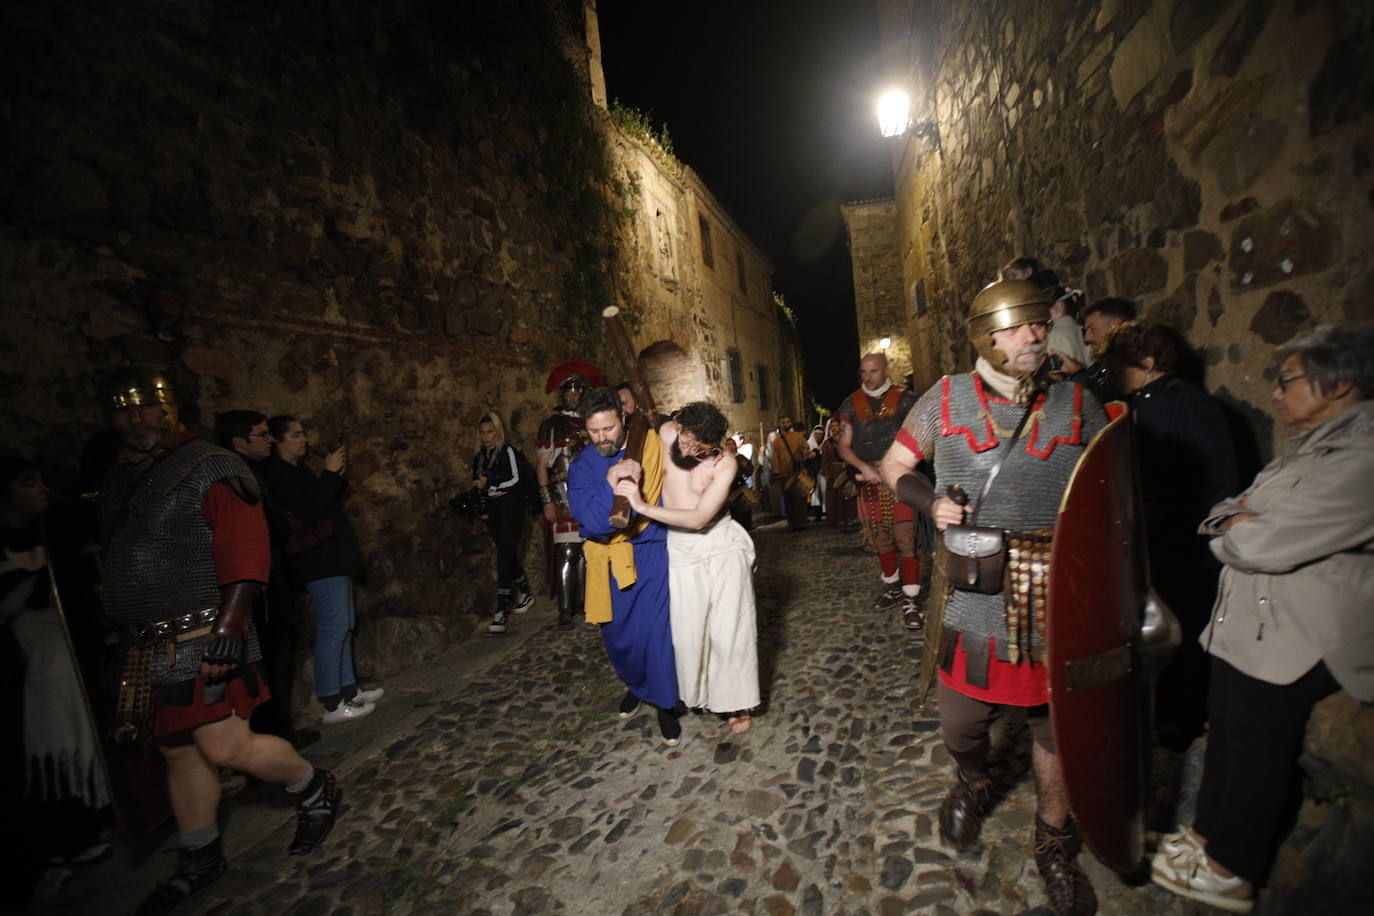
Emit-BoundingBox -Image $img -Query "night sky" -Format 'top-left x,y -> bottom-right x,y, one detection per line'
597,0 -> 896,410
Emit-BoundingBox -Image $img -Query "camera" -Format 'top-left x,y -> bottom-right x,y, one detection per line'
450,487 -> 488,518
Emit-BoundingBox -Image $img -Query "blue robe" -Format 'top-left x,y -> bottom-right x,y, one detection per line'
567,445 -> 678,710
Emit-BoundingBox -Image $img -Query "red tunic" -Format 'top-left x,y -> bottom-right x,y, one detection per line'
153,453 -> 272,736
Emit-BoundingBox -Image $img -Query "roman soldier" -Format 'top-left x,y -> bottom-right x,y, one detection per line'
835,353 -> 921,626
97,369 -> 337,914
880,280 -> 1112,914
536,359 -> 604,628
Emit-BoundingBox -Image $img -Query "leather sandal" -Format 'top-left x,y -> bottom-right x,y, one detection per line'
1034,814 -> 1098,915
937,766 -> 993,848
135,838 -> 226,916
288,769 -> 339,856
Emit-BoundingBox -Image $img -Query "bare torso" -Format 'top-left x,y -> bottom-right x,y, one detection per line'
660,423 -> 729,517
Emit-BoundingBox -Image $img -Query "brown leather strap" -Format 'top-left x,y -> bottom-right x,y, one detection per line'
212,580 -> 259,638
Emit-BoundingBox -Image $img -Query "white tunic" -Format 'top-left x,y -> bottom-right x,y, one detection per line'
667,516 -> 760,712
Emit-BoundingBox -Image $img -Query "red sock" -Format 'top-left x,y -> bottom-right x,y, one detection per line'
902,555 -> 920,586
878,551 -> 898,579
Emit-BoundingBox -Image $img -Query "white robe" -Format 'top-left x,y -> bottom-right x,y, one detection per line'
667,516 -> 760,712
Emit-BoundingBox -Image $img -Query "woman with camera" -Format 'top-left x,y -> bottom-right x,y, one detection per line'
470,412 -> 533,634
264,416 -> 381,726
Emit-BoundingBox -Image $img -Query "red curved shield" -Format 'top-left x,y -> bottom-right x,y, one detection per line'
1047,412 -> 1147,873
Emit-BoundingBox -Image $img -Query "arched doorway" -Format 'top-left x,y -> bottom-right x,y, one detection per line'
638,340 -> 702,414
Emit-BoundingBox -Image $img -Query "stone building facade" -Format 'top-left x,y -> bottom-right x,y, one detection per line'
841,197 -> 911,383
611,130 -> 805,440
867,0 -> 1372,464
0,0 -> 804,706
866,1 -> 1373,907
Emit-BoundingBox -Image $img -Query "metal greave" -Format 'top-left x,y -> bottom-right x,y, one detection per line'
555,542 -> 585,613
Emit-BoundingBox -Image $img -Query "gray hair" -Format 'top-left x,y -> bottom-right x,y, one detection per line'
1280,323 -> 1374,400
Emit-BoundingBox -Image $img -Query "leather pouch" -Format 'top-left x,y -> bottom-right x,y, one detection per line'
943,523 -> 1006,593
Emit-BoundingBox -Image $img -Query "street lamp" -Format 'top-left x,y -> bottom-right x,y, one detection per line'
876,88 -> 940,147
876,90 -> 910,138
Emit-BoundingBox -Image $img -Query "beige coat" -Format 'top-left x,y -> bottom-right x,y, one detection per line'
1200,400 -> 1374,700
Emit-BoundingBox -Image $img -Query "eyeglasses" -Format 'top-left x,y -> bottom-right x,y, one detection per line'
1275,374 -> 1307,391
248,431 -> 272,439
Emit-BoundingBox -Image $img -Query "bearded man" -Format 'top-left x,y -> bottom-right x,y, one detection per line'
835,352 -> 920,626
880,281 -> 1111,915
565,387 -> 680,745
616,401 -> 759,735
97,370 -> 337,915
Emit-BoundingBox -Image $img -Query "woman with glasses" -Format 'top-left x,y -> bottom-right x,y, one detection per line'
264,416 -> 382,726
1150,324 -> 1374,912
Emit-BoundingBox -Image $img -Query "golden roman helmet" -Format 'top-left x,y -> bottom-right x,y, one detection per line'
967,279 -> 1052,376
103,367 -> 177,412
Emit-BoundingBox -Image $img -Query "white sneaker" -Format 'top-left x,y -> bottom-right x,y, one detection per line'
1151,826 -> 1203,857
351,686 -> 385,704
321,698 -> 375,725
1150,828 -> 1254,912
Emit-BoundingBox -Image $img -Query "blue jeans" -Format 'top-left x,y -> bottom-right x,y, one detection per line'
307,576 -> 357,700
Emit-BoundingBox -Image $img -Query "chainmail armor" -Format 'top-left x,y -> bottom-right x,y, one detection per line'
904,374 -> 1107,659
537,410 -> 587,542
101,440 -> 264,685
837,388 -> 917,464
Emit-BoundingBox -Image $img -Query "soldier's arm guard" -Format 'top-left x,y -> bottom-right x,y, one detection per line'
539,483 -> 558,505
202,580 -> 259,668
895,473 -> 935,516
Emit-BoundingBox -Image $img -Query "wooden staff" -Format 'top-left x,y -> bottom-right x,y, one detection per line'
603,306 -> 661,528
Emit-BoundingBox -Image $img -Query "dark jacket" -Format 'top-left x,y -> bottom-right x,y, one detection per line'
472,445 -> 523,500
1131,374 -> 1239,571
263,457 -> 365,588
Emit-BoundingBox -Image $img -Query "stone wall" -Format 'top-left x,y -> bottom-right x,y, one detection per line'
874,0 -> 1373,464
841,198 -> 912,383
0,0 -> 803,711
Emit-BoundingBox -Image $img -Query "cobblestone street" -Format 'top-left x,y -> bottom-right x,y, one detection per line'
71,520 -> 1203,915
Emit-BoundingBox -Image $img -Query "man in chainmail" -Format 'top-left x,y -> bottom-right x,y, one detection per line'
536,360 -> 604,628
881,280 -> 1110,915
97,370 -> 338,915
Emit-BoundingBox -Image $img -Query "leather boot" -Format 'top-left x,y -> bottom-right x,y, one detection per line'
1033,814 -> 1097,915
937,746 -> 993,848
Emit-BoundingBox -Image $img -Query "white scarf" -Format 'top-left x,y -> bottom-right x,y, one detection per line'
974,357 -> 1022,402
861,378 -> 893,398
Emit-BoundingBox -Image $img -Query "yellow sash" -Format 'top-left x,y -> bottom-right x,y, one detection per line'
583,428 -> 664,624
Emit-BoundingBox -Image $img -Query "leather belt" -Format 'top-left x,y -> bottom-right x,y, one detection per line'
132,607 -> 218,643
